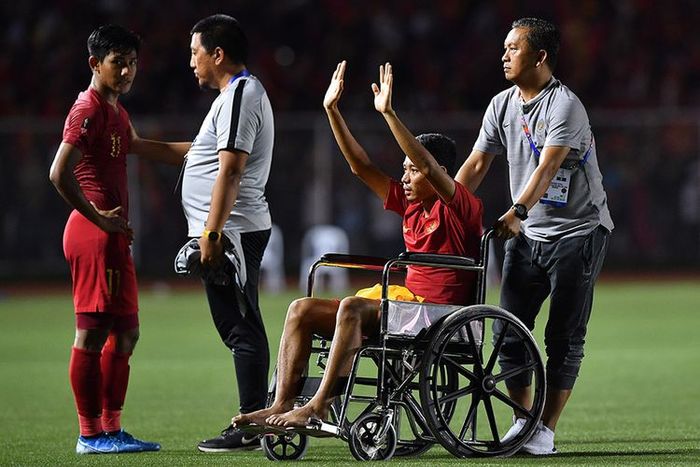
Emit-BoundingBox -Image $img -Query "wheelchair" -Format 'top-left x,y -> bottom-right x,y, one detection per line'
259,229 -> 546,460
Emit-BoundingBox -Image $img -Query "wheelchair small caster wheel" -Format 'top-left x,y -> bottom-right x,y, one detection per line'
348,412 -> 397,461
261,431 -> 308,461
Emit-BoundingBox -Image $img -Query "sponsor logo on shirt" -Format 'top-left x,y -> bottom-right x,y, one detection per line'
80,118 -> 90,136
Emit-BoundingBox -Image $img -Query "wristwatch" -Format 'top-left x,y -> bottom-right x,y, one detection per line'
511,203 -> 528,221
202,229 -> 221,241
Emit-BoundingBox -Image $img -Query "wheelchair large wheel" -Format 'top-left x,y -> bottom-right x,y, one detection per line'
261,431 -> 309,461
419,305 -> 545,457
348,412 -> 397,461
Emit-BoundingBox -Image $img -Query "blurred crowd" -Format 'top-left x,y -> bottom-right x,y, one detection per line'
3,0 -> 699,115
1,0 -> 698,281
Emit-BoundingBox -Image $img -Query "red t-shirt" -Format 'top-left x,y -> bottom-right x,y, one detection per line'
62,87 -> 131,220
384,179 -> 483,305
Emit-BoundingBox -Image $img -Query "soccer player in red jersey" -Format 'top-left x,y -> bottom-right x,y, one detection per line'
49,24 -> 188,454
233,61 -> 483,429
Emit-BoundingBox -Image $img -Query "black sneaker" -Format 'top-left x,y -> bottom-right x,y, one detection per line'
197,425 -> 262,452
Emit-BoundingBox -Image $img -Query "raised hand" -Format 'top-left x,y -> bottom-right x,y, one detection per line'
371,62 -> 394,114
323,61 -> 347,110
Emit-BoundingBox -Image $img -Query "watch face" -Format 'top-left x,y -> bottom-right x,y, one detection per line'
208,231 -> 220,241
513,204 -> 527,220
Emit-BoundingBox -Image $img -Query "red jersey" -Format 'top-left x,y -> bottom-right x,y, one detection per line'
62,87 -> 131,219
385,179 -> 483,305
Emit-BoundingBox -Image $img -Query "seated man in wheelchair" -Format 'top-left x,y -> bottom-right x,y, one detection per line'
233,61 -> 483,430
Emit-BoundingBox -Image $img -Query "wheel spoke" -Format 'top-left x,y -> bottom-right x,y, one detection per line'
493,360 -> 538,383
464,323 -> 484,373
459,393 -> 480,441
270,436 -> 282,448
437,382 -> 478,406
438,355 -> 478,382
485,320 -> 509,374
491,387 -> 535,418
482,395 -> 500,442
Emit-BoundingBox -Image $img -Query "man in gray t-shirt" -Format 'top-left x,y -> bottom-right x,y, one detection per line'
182,14 -> 274,453
457,18 -> 612,455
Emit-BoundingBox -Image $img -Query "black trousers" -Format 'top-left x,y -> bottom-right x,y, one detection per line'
203,229 -> 271,414
495,226 -> 610,390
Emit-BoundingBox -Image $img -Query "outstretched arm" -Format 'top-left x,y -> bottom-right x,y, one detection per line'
324,61 -> 390,200
373,62 -> 456,202
129,122 -> 190,166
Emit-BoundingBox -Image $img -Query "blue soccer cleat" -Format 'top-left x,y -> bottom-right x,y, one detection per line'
110,429 -> 161,452
76,430 -> 161,454
76,433 -> 120,454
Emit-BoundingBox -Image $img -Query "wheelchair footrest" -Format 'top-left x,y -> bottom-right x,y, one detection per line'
295,418 -> 340,438
241,420 -> 340,438
237,423 -> 287,436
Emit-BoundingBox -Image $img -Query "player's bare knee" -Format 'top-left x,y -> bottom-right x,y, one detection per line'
285,298 -> 312,325
116,328 -> 140,353
74,328 -> 109,351
336,297 -> 364,326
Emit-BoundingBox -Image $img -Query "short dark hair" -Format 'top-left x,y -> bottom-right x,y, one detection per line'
191,14 -> 248,64
416,133 -> 457,175
511,18 -> 560,70
87,24 -> 141,61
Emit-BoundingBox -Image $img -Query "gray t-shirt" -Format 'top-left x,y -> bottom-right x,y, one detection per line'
474,78 -> 613,241
182,73 -> 274,236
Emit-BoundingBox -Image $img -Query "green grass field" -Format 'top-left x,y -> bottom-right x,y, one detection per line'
1,280 -> 699,466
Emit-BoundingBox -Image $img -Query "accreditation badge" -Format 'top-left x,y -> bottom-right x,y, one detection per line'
539,167 -> 571,207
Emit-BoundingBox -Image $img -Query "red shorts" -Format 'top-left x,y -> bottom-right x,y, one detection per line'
76,312 -> 139,332
63,210 -> 138,315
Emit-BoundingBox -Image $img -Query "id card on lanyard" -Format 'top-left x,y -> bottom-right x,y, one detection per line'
518,106 -> 593,208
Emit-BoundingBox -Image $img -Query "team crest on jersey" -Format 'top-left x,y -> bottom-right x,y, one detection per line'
403,224 -> 411,234
424,220 -> 438,234
110,133 -> 121,157
535,120 -> 546,135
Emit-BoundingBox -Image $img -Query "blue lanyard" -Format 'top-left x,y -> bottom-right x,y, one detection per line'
518,105 -> 593,168
228,69 -> 251,85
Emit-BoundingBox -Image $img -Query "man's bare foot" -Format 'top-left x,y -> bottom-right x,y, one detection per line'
266,403 -> 327,428
232,402 -> 293,427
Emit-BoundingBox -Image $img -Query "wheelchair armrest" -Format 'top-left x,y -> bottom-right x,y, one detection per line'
317,253 -> 392,271
396,252 -> 476,268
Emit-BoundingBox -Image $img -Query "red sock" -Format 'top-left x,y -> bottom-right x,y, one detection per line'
69,347 -> 103,436
100,337 -> 131,433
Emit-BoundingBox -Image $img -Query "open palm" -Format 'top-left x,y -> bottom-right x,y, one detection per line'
323,61 -> 346,109
372,62 -> 393,114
